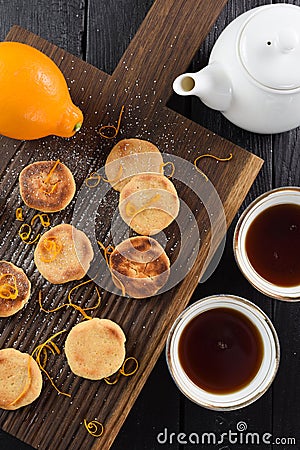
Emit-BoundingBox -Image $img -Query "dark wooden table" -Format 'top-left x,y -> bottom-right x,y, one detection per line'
0,1 -> 299,449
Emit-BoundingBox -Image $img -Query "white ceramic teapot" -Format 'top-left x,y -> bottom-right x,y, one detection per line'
173,3 -> 300,134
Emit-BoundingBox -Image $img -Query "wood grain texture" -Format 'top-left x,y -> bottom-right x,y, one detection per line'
106,0 -> 231,109
0,0 -> 85,57
86,0 -> 154,73
0,0 -> 263,448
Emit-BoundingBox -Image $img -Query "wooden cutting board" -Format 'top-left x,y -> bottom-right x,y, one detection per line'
0,1 -> 263,449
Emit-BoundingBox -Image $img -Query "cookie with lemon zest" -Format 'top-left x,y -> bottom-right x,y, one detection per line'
109,236 -> 170,298
105,138 -> 164,192
34,224 -> 94,284
0,261 -> 31,317
119,173 -> 180,235
19,160 -> 76,213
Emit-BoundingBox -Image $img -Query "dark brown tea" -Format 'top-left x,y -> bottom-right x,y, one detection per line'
178,308 -> 264,394
245,203 -> 300,287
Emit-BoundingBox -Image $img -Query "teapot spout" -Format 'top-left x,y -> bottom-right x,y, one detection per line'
173,63 -> 232,112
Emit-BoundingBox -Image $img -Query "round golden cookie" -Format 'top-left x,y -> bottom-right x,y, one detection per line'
34,224 -> 94,284
110,236 -> 170,298
64,318 -> 126,380
0,261 -> 31,318
0,348 -> 42,410
19,160 -> 76,212
105,138 -> 163,191
119,173 -> 180,235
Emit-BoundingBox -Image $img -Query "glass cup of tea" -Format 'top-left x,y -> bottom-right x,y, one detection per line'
233,187 -> 300,301
166,295 -> 280,410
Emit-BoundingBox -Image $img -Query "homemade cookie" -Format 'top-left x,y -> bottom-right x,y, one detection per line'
19,160 -> 76,212
0,261 -> 31,318
105,138 -> 163,191
34,224 -> 94,284
65,318 -> 126,380
119,173 -> 180,235
110,236 -> 170,298
0,348 -> 42,410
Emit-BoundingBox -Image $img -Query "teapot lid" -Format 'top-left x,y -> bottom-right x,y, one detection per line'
239,4 -> 300,90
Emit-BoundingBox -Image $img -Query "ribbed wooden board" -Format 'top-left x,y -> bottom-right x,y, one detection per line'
0,1 -> 263,449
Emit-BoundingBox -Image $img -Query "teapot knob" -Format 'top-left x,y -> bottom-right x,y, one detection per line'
276,28 -> 299,53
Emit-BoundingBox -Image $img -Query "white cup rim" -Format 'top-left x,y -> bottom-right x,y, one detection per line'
233,186 -> 300,301
166,295 -> 280,411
